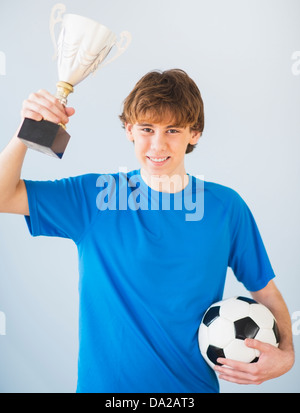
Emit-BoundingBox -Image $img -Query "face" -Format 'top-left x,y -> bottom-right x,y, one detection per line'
125,120 -> 201,185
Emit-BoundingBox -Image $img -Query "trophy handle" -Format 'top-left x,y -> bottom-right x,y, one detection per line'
49,3 -> 66,59
100,31 -> 132,68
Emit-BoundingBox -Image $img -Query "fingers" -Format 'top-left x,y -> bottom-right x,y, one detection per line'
65,106 -> 76,117
216,357 -> 253,372
215,365 -> 262,385
214,358 -> 263,385
21,89 -> 75,124
244,338 -> 268,351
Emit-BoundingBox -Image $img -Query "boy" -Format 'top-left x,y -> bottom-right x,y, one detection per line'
0,69 -> 294,392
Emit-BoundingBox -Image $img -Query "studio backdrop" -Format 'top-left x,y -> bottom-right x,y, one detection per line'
0,0 -> 299,393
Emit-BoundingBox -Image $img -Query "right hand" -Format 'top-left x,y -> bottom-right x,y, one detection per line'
21,89 -> 75,125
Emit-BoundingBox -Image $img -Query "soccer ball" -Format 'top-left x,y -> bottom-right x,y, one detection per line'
198,296 -> 280,369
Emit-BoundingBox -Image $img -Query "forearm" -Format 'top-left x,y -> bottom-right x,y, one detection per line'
251,281 -> 294,354
0,125 -> 28,208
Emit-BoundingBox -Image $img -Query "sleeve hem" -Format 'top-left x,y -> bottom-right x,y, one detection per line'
23,180 -> 40,237
246,273 -> 276,293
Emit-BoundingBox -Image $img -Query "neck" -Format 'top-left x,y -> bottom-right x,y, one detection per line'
140,169 -> 189,193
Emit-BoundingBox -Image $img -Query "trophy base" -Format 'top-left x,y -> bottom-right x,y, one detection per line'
17,118 -> 70,159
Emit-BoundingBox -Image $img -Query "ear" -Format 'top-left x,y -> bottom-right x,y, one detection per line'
125,123 -> 134,142
189,130 -> 202,146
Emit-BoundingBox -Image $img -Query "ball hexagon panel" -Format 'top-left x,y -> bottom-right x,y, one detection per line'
208,317 -> 235,348
220,297 -> 250,321
198,324 -> 209,354
224,338 -> 259,363
255,327 -> 278,346
249,303 -> 274,329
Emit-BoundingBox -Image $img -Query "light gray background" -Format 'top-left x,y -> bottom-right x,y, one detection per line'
0,0 -> 299,393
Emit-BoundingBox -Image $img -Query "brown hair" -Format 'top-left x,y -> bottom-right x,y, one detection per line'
119,69 -> 204,153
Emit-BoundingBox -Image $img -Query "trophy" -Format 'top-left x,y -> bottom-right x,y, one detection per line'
18,3 -> 131,158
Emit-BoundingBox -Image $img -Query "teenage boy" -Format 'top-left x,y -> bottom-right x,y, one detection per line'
0,69 -> 294,392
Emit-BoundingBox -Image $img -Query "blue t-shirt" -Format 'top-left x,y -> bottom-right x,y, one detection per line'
24,169 -> 275,393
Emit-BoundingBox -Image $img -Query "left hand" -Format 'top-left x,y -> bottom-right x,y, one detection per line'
214,338 -> 294,385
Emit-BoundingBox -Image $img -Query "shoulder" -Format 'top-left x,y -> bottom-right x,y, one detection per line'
32,170 -> 140,193
55,173 -> 101,198
202,179 -> 244,208
188,176 -> 250,223
65,172 -> 120,190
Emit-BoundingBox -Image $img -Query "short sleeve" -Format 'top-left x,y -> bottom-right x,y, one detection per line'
228,192 -> 276,292
24,174 -> 99,244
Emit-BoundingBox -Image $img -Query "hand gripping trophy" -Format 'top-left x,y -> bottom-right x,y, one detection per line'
18,3 -> 132,158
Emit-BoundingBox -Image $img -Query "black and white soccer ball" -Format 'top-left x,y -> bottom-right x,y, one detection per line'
198,296 -> 280,369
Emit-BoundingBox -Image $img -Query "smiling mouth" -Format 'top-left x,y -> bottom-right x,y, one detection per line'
147,156 -> 170,164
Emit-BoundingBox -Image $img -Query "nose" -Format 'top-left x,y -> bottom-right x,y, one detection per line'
150,130 -> 167,152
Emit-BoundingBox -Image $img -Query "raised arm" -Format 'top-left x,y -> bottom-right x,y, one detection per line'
0,90 -> 75,215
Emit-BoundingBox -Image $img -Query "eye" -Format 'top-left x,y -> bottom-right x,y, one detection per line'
167,129 -> 180,134
141,128 -> 153,133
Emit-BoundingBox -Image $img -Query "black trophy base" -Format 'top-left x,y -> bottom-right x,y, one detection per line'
18,118 -> 70,159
